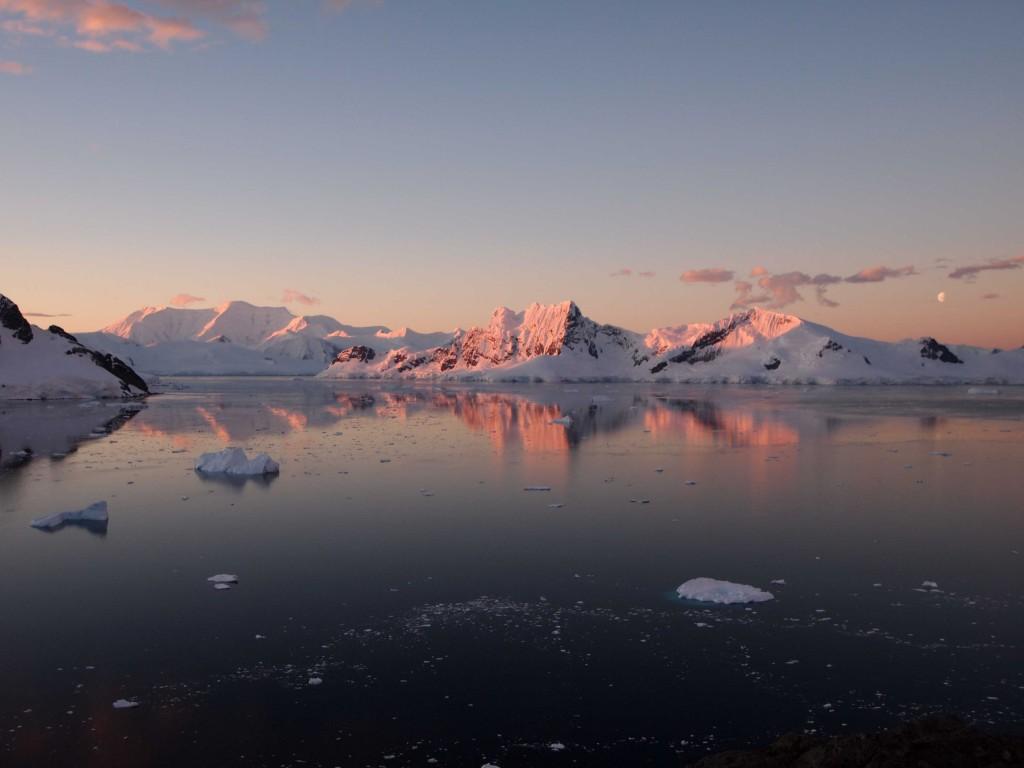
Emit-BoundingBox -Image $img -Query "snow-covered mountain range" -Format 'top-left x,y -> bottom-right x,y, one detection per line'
79,298 -> 1024,384
0,294 -> 148,400
78,301 -> 453,376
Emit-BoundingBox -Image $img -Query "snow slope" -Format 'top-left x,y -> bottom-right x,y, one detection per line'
0,294 -> 149,400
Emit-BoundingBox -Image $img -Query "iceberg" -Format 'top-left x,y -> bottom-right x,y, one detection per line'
676,577 -> 775,605
30,501 -> 108,530
112,699 -> 139,709
208,574 -> 239,585
195,447 -> 279,476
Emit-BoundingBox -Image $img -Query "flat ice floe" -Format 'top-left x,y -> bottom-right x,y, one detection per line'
112,699 -> 139,709
194,447 -> 279,476
30,501 -> 108,530
676,578 -> 775,604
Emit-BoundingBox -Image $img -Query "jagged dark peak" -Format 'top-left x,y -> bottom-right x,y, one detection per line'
920,337 -> 963,364
0,293 -> 33,343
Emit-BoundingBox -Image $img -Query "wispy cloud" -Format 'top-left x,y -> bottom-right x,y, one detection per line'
680,268 -> 734,284
24,310 -> 71,317
0,58 -> 29,74
981,292 -> 999,300
844,265 -> 917,283
170,293 -> 206,307
609,268 -> 632,278
637,270 -> 656,278
749,265 -> 768,277
282,289 -> 320,306
948,256 -> 1024,281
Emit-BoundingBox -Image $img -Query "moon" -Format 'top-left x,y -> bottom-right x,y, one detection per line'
937,291 -> 946,303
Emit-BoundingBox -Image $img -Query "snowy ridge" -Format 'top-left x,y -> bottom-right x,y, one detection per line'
84,301 -> 451,376
319,302 -> 1024,384
0,293 -> 149,400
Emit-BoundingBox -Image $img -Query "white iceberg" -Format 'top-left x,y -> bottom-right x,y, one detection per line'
30,501 -> 108,530
208,574 -> 238,584
676,577 -> 774,605
112,699 -> 139,709
195,447 -> 279,476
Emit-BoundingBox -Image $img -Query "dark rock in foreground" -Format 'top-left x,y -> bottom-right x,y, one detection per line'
688,716 -> 1023,768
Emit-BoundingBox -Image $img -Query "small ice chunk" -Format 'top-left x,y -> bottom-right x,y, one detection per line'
308,677 -> 323,686
928,451 -> 952,457
549,742 -> 566,751
684,480 -> 698,486
771,579 -> 787,585
112,699 -> 139,709
207,574 -> 238,584
524,486 -> 551,492
676,577 -> 774,605
213,583 -> 232,591
30,501 -> 108,530
549,415 -> 572,426
967,387 -> 999,395
195,447 -> 279,476
921,580 -> 939,589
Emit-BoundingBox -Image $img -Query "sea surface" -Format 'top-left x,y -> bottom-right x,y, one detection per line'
1,380 -> 1022,767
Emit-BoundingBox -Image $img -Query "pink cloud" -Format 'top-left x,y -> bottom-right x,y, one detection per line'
0,58 -> 29,74
680,268 -> 734,284
282,289 -> 320,306
844,265 -> 917,283
609,268 -> 632,278
0,0 -> 261,52
749,265 -> 768,277
948,255 -> 1024,281
732,271 -> 842,309
170,293 -> 206,307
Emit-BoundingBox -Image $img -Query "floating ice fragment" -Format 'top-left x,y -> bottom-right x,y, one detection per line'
195,448 -> 279,476
308,677 -> 323,686
213,583 -> 232,591
684,480 -> 698,486
928,451 -> 952,458
676,578 -> 774,605
524,486 -> 551,492
967,387 -> 1000,395
549,742 -> 566,751
549,416 -> 572,426
921,580 -> 939,589
207,574 -> 238,584
548,503 -> 564,508
112,699 -> 139,709
771,579 -> 787,585
30,501 -> 108,530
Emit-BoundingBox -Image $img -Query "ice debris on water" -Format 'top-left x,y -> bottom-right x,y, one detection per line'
676,578 -> 775,604
112,699 -> 139,709
194,447 -> 279,476
524,486 -> 551,492
30,501 -> 108,530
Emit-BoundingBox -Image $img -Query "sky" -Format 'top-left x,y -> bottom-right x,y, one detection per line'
1,0 -> 1022,347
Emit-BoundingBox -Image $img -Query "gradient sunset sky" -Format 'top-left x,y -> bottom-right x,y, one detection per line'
2,1 -> 1022,347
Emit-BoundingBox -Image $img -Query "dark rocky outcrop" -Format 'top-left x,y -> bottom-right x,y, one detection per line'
47,325 -> 79,344
65,346 -> 149,395
687,715 -> 1023,768
818,339 -> 843,357
334,345 -> 376,364
920,338 -> 963,364
0,294 -> 33,343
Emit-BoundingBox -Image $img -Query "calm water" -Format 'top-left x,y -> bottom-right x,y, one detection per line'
1,380 -> 1022,767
